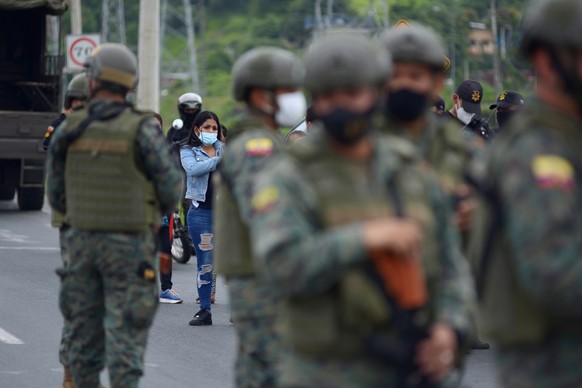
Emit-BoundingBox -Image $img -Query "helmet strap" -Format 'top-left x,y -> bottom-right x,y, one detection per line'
548,47 -> 582,110
248,89 -> 278,123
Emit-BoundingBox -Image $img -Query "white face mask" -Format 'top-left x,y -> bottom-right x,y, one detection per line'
456,104 -> 475,125
275,91 -> 307,127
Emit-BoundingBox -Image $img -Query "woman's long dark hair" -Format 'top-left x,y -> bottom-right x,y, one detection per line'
189,111 -> 222,147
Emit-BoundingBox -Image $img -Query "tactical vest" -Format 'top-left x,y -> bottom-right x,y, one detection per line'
50,105 -> 85,229
63,107 -> 159,232
383,115 -> 470,194
214,120 -> 285,277
471,103 -> 582,346
423,117 -> 470,193
281,135 -> 441,357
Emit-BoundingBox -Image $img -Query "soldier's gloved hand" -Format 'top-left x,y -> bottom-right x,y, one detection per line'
454,184 -> 475,232
414,323 -> 458,383
362,218 -> 422,257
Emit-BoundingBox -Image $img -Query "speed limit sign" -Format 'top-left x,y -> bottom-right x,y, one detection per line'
66,34 -> 101,71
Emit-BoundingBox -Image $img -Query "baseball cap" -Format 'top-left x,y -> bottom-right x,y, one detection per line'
490,91 -> 525,110
434,96 -> 445,111
456,80 -> 483,114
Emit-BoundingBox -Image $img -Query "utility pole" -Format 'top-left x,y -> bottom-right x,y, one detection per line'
70,0 -> 82,34
160,0 -> 200,92
198,0 -> 207,95
382,0 -> 389,27
451,0 -> 457,87
137,0 -> 161,111
315,0 -> 323,30
326,0 -> 334,28
183,0 -> 200,92
101,0 -> 126,44
491,0 -> 502,94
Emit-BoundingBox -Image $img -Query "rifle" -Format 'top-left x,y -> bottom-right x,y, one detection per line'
365,177 -> 435,388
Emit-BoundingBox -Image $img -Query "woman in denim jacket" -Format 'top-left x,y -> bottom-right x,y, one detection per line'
180,111 -> 223,326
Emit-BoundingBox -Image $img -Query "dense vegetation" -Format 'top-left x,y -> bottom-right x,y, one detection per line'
64,0 -> 531,125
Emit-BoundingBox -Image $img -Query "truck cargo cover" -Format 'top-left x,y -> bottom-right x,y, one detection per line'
0,0 -> 67,14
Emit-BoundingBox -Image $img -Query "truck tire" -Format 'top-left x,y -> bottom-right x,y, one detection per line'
0,187 -> 16,201
17,187 -> 45,211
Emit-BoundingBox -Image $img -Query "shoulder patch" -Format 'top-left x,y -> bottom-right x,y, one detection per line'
44,126 -> 55,138
251,186 -> 280,213
532,155 -> 574,190
245,138 -> 273,157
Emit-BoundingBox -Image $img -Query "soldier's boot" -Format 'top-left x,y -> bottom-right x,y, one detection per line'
62,366 -> 74,388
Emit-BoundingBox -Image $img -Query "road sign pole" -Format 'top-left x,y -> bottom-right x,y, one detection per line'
137,0 -> 161,112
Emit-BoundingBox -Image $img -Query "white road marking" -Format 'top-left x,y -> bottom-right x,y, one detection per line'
0,229 -> 32,244
0,327 -> 24,344
0,247 -> 59,251
0,371 -> 26,375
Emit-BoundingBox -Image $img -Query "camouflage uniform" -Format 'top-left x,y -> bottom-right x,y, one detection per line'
43,74 -> 89,382
214,46 -> 304,387
216,113 -> 286,387
469,98 -> 582,387
382,115 -> 471,195
46,99 -> 182,388
250,129 -> 475,387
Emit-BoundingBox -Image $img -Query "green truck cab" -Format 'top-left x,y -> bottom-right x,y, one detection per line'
0,0 -> 66,210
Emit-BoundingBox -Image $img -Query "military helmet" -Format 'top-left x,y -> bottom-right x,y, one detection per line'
231,47 -> 305,102
65,73 -> 89,102
520,0 -> 582,57
304,34 -> 391,94
380,24 -> 446,71
83,43 -> 138,91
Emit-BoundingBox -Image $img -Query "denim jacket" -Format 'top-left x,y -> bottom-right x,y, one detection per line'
180,141 -> 224,202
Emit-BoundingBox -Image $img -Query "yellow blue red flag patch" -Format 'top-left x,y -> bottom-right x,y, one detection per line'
532,155 -> 575,190
245,138 -> 273,157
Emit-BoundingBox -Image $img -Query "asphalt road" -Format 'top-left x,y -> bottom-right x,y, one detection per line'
0,198 -> 501,388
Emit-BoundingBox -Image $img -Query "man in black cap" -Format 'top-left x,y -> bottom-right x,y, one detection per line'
431,96 -> 446,116
490,90 -> 526,133
448,80 -> 491,141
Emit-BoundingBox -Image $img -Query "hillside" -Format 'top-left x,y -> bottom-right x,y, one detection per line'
63,0 -> 530,125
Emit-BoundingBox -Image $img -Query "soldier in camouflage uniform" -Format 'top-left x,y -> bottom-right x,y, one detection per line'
250,34 -> 475,387
213,47 -> 305,387
380,24 -> 472,200
46,43 -> 182,388
469,0 -> 582,386
43,73 -> 89,388
43,73 -> 88,151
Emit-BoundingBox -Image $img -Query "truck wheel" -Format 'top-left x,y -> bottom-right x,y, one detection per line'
0,187 -> 16,201
17,187 -> 45,211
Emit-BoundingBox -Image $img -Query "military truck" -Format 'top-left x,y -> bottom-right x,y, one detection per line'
0,0 -> 66,210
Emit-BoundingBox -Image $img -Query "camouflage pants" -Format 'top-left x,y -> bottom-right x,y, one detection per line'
495,333 -> 582,388
227,276 -> 281,387
233,317 -> 281,388
278,350 -> 399,388
58,228 -> 159,388
58,227 -> 72,367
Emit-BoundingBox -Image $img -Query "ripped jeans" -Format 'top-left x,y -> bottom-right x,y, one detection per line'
187,206 -> 214,311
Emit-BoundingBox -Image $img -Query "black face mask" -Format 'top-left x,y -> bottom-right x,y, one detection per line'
496,110 -> 516,130
386,89 -> 429,122
317,107 -> 373,145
